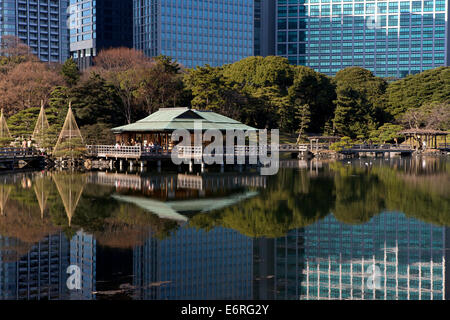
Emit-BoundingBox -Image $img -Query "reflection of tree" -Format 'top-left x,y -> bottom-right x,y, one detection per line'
52,172 -> 87,226
0,185 -> 12,216
33,176 -> 52,219
191,159 -> 449,237
0,185 -> 60,261
190,170 -> 335,238
47,178 -> 179,247
330,161 -> 450,226
332,167 -> 385,224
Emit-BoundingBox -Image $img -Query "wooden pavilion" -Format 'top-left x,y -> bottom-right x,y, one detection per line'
111,108 -> 257,151
400,129 -> 448,149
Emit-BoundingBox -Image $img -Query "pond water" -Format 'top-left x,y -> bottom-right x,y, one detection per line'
0,157 -> 448,300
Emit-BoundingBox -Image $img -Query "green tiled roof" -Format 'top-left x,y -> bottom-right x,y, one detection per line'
112,108 -> 257,133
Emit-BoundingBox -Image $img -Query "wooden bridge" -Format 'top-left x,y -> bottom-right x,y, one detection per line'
0,148 -> 45,170
341,144 -> 415,156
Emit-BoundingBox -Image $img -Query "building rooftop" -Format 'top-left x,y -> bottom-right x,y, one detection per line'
112,108 -> 257,133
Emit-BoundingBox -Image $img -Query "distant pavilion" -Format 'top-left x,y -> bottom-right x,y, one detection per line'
400,129 -> 448,149
112,108 -> 257,151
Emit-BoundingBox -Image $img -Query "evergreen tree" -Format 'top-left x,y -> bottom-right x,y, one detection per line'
295,102 -> 311,144
61,57 -> 80,86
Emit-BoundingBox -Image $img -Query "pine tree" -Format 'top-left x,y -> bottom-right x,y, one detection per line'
0,109 -> 12,147
61,57 -> 80,86
53,102 -> 86,159
32,101 -> 50,147
295,102 -> 311,144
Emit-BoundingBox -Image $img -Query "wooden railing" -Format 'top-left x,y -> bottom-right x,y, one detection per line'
342,144 -> 414,152
0,148 -> 41,159
87,144 -> 310,159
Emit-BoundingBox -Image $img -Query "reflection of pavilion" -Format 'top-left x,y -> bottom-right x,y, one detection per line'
112,191 -> 259,222
87,172 -> 267,192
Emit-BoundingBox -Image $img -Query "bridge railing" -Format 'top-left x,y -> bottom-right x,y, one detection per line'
342,144 -> 413,151
439,143 -> 450,149
0,147 -> 41,159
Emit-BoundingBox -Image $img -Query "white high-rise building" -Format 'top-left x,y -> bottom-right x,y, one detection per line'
0,0 -> 69,63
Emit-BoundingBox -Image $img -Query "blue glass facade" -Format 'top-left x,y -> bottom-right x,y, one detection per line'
69,0 -> 133,69
133,226 -> 253,299
0,0 -> 69,63
133,0 -> 255,68
276,0 -> 449,77
274,213 -> 450,300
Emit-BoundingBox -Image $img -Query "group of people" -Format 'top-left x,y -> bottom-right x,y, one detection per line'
114,140 -> 163,152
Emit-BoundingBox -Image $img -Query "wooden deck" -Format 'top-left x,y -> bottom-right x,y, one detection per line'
439,143 -> 450,152
86,144 -> 309,160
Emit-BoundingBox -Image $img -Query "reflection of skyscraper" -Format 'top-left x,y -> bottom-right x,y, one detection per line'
70,230 -> 96,300
0,233 -> 70,300
133,226 -> 253,300
274,213 -> 449,300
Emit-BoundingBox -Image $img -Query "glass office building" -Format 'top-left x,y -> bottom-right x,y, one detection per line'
133,0 -> 255,68
0,0 -> 69,63
274,213 -> 450,300
276,0 -> 449,77
69,0 -> 133,69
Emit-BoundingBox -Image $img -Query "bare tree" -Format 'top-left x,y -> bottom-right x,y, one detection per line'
0,61 -> 64,114
89,48 -> 155,123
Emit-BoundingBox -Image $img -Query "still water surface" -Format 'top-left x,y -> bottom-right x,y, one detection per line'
0,157 -> 448,300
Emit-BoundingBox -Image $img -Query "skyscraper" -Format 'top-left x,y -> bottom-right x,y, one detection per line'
254,0 -> 276,56
69,0 -> 133,69
275,0 -> 449,77
0,0 -> 69,63
133,0 -> 255,68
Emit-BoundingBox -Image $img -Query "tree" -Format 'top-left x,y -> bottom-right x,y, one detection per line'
136,56 -> 186,114
0,61 -> 64,114
288,66 -> 336,134
53,104 -> 86,159
386,67 -> 450,118
295,102 -> 311,144
333,84 -> 375,138
334,67 -> 388,125
7,107 -> 40,139
369,123 -> 403,145
70,73 -> 125,127
0,35 -> 36,74
61,57 -> 80,86
400,102 -> 450,131
90,48 -> 155,123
